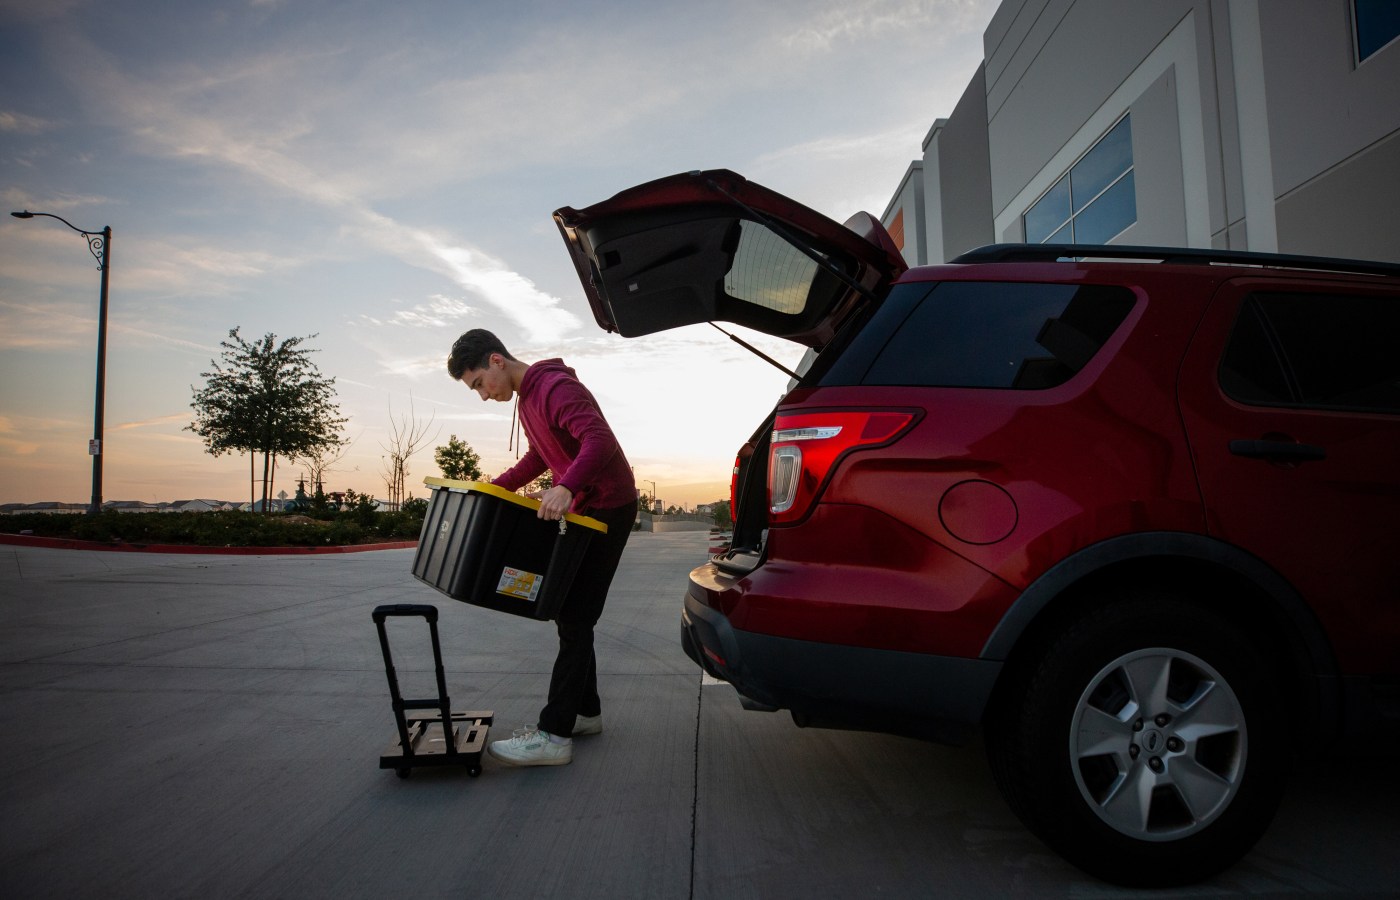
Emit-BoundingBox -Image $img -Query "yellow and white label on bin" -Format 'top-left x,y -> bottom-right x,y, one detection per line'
497,566 -> 543,602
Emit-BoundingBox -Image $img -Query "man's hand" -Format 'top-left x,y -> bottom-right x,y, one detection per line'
533,484 -> 574,521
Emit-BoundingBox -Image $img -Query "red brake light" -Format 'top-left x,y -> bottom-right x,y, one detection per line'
767,410 -> 915,525
729,454 -> 740,526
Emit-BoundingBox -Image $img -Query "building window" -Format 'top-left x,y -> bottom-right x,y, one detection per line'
1355,0 -> 1400,61
1023,116 -> 1136,245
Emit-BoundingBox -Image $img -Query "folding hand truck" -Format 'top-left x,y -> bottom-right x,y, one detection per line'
372,604 -> 493,778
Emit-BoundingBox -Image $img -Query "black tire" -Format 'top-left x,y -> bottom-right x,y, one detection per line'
985,589 -> 1288,887
396,767 -> 411,779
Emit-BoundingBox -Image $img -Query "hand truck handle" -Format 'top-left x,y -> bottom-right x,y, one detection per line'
373,603 -> 439,623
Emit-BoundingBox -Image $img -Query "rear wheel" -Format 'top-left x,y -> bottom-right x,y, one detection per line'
986,590 -> 1289,886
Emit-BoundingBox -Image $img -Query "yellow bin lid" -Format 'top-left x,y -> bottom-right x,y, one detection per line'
423,477 -> 608,532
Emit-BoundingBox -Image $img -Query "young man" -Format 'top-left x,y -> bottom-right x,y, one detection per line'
446,329 -> 636,766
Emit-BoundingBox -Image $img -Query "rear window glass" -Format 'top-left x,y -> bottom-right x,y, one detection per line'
1220,291 -> 1400,413
824,281 -> 1135,389
724,221 -> 822,315
587,213 -> 849,339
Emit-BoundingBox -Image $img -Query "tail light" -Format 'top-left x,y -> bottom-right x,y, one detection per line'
729,452 -> 741,526
729,441 -> 755,527
768,409 -> 916,525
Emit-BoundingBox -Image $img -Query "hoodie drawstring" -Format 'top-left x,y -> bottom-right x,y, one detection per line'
509,394 -> 521,459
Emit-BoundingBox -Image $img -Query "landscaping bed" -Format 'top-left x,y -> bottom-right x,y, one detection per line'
0,507 -> 425,549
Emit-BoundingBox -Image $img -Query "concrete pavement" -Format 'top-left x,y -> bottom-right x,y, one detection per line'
1,534 -> 1396,898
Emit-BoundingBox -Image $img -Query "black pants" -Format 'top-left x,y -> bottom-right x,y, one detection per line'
537,502 -> 635,737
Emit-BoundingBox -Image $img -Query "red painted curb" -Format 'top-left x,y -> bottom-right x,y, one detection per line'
0,533 -> 418,555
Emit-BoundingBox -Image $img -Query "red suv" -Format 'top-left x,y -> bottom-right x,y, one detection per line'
553,170 -> 1400,886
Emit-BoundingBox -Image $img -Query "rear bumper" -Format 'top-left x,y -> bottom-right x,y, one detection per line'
682,581 -> 1001,745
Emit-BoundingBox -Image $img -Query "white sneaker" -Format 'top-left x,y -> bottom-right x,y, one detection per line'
571,713 -> 602,736
488,726 -> 572,766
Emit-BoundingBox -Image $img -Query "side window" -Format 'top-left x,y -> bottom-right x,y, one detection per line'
1220,291 -> 1400,413
837,281 -> 1135,389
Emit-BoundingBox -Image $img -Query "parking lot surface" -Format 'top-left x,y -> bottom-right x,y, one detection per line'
1,533 -> 1396,898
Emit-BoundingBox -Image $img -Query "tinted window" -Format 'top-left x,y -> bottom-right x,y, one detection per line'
725,220 -> 821,315
1220,291 -> 1400,413
826,282 -> 1135,389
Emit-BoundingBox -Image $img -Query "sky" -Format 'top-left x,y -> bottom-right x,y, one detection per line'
0,0 -> 999,510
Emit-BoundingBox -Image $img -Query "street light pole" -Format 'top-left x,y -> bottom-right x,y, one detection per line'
11,210 -> 112,515
645,480 -> 658,513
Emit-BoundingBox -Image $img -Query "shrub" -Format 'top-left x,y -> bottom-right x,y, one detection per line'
342,490 -> 379,527
0,498 -> 430,548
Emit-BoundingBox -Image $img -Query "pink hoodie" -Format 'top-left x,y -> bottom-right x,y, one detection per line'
492,359 -> 636,513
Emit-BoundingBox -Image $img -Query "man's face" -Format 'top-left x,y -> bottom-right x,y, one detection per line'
460,354 -> 512,402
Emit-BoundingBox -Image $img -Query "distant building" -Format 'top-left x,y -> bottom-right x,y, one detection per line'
171,499 -> 234,513
103,501 -> 163,514
0,502 -> 86,516
884,0 -> 1400,264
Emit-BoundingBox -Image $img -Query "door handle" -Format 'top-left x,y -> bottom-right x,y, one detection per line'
1228,439 -> 1326,462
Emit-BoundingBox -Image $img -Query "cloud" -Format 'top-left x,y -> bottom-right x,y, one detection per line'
337,215 -> 578,342
420,232 -> 579,341
0,298 -> 94,351
161,243 -> 293,279
0,110 -> 57,134
0,413 -> 75,456
374,353 -> 452,380
0,436 -> 41,456
0,0 -> 81,23
751,127 -> 912,169
113,413 -> 189,431
38,29 -> 581,344
783,0 -> 989,52
356,293 -> 478,329
2,188 -> 110,215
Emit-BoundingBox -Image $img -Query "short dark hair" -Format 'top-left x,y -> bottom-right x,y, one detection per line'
447,329 -> 515,380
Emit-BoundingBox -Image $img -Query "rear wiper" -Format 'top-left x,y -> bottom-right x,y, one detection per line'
708,322 -> 806,385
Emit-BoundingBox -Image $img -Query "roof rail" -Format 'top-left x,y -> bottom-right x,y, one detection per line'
951,243 -> 1400,277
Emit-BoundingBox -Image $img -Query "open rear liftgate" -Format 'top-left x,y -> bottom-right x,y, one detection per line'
373,604 -> 493,778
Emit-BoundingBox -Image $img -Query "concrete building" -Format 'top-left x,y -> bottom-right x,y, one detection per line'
885,0 -> 1400,264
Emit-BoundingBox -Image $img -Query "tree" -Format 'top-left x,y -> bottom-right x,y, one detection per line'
529,470 -> 554,493
381,394 -> 438,511
434,434 -> 482,481
189,328 -> 347,513
301,435 -> 353,502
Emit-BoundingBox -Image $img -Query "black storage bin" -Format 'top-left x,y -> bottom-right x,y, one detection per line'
411,478 -> 607,620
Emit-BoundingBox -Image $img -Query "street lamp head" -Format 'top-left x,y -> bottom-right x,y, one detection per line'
11,211 -> 34,219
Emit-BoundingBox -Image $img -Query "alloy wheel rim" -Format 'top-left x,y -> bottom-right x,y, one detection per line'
1069,647 -> 1247,841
